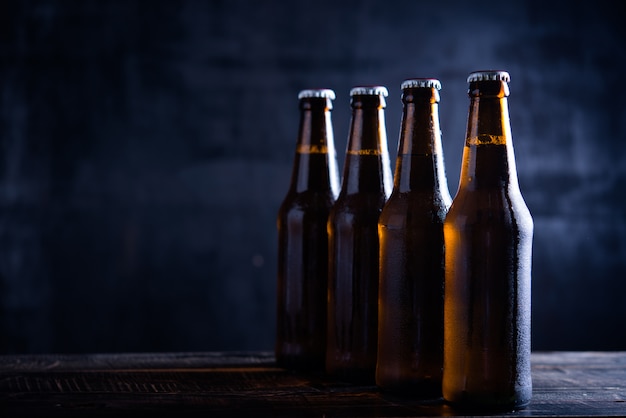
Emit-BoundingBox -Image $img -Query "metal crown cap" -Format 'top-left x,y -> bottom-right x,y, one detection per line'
467,70 -> 510,83
298,89 -> 336,100
349,86 -> 388,97
401,79 -> 441,90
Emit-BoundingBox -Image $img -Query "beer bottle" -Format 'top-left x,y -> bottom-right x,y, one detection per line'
326,86 -> 393,383
443,71 -> 533,410
276,89 -> 340,371
376,79 -> 451,397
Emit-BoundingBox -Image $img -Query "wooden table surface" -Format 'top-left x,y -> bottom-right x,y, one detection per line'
1,351 -> 625,417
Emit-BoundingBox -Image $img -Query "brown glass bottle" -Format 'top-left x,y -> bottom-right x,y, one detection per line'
276,89 -> 340,372
443,71 -> 533,410
376,79 -> 451,397
326,86 -> 393,384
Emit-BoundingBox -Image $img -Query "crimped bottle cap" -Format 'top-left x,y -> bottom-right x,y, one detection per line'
467,70 -> 510,83
298,89 -> 336,100
349,86 -> 388,97
401,78 -> 441,90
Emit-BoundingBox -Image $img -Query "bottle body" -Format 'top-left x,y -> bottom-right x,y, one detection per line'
377,79 -> 451,397
443,71 -> 533,410
276,89 -> 340,371
326,87 -> 392,383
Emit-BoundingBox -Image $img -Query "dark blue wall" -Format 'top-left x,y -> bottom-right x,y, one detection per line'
1,0 -> 625,354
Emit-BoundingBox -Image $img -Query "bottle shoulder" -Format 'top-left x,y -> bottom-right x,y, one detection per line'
379,192 -> 449,227
446,187 -> 533,228
332,191 -> 388,210
279,190 -> 336,214
328,192 -> 387,225
384,190 -> 449,212
450,185 -> 528,205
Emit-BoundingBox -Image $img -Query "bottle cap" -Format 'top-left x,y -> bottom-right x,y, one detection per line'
467,70 -> 510,83
401,79 -> 441,90
298,89 -> 336,100
349,86 -> 388,97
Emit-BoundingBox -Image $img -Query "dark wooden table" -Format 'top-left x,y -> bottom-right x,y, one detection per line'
1,351 -> 625,417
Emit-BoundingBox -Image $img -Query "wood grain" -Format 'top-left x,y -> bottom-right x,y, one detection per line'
1,351 -> 625,417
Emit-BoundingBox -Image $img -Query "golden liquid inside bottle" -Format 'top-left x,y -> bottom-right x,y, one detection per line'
443,142 -> 533,410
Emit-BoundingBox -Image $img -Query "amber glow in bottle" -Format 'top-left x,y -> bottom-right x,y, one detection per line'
377,79 -> 451,396
276,89 -> 340,371
443,71 -> 533,410
326,86 -> 393,384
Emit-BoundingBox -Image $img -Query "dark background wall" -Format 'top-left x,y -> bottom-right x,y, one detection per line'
1,0 -> 625,354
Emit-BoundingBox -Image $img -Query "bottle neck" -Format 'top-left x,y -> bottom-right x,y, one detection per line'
341,95 -> 392,197
290,98 -> 340,196
458,84 -> 519,191
394,89 -> 450,198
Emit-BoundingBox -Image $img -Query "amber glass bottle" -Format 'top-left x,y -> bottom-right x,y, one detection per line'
276,89 -> 340,372
443,71 -> 533,410
326,86 -> 393,383
376,79 -> 451,397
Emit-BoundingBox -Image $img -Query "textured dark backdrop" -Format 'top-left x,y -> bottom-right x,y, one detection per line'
1,0 -> 625,354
